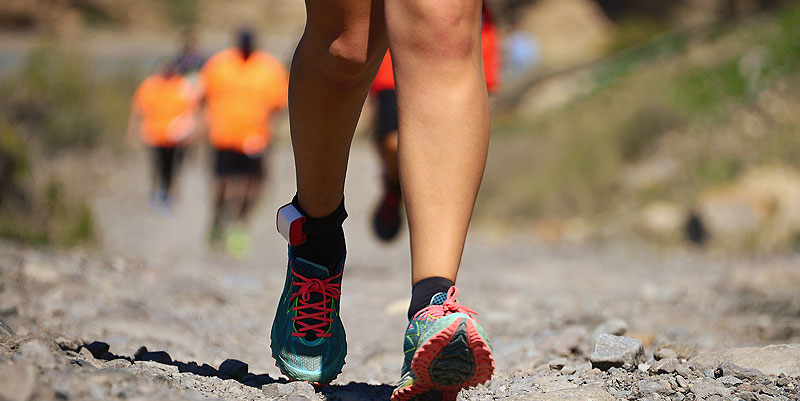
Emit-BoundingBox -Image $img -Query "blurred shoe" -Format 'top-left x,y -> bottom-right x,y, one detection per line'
149,189 -> 173,215
271,246 -> 346,384
391,287 -> 494,401
373,181 -> 402,241
225,224 -> 250,259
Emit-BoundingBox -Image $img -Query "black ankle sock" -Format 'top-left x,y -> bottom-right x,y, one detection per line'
407,277 -> 454,320
291,195 -> 347,271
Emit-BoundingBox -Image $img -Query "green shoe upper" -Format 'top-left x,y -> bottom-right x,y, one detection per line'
270,246 -> 346,383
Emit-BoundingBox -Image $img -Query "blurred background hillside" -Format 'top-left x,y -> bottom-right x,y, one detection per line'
0,0 -> 798,253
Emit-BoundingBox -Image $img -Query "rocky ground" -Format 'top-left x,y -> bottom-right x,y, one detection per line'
1,144 -> 799,400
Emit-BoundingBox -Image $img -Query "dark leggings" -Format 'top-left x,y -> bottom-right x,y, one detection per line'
151,146 -> 185,196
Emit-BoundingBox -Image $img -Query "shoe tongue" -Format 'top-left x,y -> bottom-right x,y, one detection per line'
294,257 -> 330,279
429,292 -> 448,306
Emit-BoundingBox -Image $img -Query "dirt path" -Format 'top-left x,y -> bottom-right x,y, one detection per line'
1,142 -> 799,400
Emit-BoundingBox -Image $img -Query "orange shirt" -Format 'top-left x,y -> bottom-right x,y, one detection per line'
133,74 -> 198,147
201,48 -> 289,155
371,6 -> 500,93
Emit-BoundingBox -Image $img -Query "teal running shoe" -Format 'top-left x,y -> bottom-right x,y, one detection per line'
270,246 -> 346,384
391,287 -> 494,401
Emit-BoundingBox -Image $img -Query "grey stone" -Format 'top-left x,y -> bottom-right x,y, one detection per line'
691,345 -> 800,377
654,347 -> 678,361
717,375 -> 743,386
0,361 -> 36,401
650,357 -> 680,374
676,375 -> 689,388
548,358 -> 567,370
637,379 -> 666,394
656,343 -> 698,361
103,358 -> 132,369
690,378 -> 731,398
589,334 -> 645,371
560,365 -> 576,375
55,336 -> 84,352
717,361 -> 765,380
218,359 -> 248,380
675,365 -> 694,378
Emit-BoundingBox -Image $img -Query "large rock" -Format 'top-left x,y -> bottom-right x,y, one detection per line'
696,166 -> 800,250
506,387 -> 614,401
590,334 -> 645,371
690,344 -> 800,377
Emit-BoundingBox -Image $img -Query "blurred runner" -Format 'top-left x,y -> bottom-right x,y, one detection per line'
128,62 -> 198,211
369,4 -> 500,241
201,30 -> 288,257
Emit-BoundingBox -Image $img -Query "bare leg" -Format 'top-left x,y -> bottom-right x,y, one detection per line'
291,0 -> 388,217
385,0 -> 489,284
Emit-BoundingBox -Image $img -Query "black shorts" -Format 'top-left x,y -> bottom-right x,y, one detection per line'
213,149 -> 263,177
375,89 -> 399,140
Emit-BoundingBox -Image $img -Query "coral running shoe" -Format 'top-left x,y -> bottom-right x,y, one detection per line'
270,246 -> 346,384
391,287 -> 494,401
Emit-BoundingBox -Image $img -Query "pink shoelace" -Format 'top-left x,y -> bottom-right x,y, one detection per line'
412,286 -> 477,322
289,270 -> 342,338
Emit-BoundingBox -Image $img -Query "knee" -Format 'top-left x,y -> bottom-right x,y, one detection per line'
390,1 -> 480,61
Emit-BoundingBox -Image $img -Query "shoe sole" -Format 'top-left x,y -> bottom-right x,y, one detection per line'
391,317 -> 494,401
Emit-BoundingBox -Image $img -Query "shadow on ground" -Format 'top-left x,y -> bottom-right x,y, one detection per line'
71,340 -> 395,399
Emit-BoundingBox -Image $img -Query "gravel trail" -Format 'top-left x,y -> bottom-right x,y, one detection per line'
1,143 -> 799,400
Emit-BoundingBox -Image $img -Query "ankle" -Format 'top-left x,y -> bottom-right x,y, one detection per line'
291,195 -> 347,270
407,277 -> 454,320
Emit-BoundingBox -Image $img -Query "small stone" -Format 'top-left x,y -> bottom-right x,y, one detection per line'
218,359 -> 248,380
548,358 -> 567,370
103,359 -> 132,369
590,334 -> 646,371
650,357 -> 680,374
654,348 -> 678,361
675,365 -> 693,379
84,341 -> 110,358
638,363 -> 651,373
703,368 -> 715,378
637,379 -> 665,394
560,365 -> 576,375
676,375 -> 689,388
714,366 -> 723,378
55,336 -> 84,352
690,378 -> 731,398
718,362 -> 764,380
656,343 -> 697,360
79,346 -> 96,360
717,375 -> 743,386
